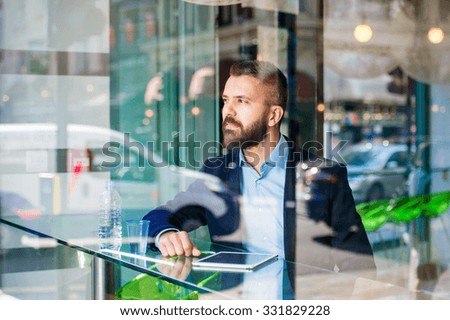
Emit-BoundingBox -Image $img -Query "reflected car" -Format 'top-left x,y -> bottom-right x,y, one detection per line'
0,123 -> 214,216
340,142 -> 412,203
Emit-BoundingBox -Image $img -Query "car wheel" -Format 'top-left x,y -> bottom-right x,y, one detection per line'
366,184 -> 385,202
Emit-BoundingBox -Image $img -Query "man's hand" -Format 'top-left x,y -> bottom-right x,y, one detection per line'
158,231 -> 201,257
156,257 -> 193,281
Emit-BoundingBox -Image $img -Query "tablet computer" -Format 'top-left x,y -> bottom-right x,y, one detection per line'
192,251 -> 278,271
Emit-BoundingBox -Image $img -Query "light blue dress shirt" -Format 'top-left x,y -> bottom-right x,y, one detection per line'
156,135 -> 289,260
239,135 -> 288,259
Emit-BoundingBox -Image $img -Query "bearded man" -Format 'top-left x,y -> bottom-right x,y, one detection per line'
143,60 -> 374,271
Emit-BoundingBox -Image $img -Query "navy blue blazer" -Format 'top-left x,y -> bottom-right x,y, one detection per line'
144,139 -> 374,270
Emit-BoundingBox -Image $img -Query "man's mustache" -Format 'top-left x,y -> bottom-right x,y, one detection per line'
222,116 -> 242,128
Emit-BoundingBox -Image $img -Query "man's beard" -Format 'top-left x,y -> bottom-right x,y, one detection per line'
222,114 -> 269,149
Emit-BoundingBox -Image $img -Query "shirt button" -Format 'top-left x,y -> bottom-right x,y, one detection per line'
263,236 -> 267,241
256,180 -> 261,185
258,208 -> 262,213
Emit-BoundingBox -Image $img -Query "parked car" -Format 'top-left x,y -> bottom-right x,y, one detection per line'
340,142 -> 412,203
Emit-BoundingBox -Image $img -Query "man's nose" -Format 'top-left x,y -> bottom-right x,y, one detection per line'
222,100 -> 236,118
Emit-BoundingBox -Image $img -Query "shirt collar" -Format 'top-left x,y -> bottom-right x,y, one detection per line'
239,135 -> 288,170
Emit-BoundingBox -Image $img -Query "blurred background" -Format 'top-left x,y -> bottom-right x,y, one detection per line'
0,0 -> 449,299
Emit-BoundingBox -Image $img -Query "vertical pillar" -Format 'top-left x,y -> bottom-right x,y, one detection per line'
414,81 -> 431,260
315,0 -> 324,157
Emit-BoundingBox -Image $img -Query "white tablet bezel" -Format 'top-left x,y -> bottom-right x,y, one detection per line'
192,251 -> 278,271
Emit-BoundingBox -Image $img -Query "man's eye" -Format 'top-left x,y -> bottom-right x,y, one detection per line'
238,99 -> 248,104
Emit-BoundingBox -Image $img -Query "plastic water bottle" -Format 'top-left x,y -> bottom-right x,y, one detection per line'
98,181 -> 122,250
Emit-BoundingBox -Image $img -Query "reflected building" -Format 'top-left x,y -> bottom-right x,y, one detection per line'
0,0 -> 449,300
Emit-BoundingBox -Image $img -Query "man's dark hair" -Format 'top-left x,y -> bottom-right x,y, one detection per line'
229,60 -> 288,111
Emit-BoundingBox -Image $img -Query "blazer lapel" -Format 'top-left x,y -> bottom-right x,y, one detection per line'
224,148 -> 241,195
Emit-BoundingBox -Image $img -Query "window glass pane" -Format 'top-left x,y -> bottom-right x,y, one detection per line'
323,0 -> 450,300
0,0 -> 109,53
1,0 -> 448,301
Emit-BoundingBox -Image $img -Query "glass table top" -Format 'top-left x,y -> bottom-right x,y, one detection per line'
1,212 -> 445,299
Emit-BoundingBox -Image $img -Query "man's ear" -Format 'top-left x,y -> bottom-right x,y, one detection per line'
268,105 -> 284,128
